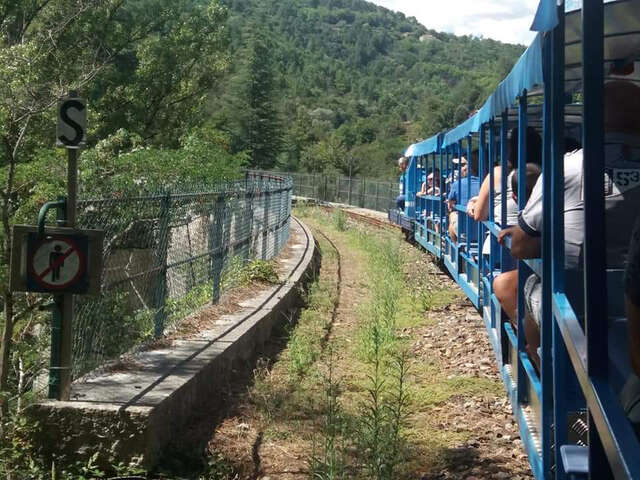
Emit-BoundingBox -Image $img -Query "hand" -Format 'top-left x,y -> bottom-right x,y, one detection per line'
497,227 -> 514,246
466,197 -> 477,216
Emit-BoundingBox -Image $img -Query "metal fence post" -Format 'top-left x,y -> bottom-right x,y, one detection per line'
324,176 -> 328,203
47,197 -> 67,399
153,192 -> 171,338
361,177 -> 366,208
275,181 -> 283,252
348,174 -> 352,206
211,196 -> 225,304
375,182 -> 379,212
390,184 -> 394,210
262,187 -> 271,260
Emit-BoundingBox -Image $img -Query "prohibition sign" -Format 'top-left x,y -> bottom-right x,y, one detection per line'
28,236 -> 86,290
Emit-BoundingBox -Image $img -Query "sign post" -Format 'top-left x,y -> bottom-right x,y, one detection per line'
8,92 -> 97,401
60,93 -> 83,400
57,93 -> 84,400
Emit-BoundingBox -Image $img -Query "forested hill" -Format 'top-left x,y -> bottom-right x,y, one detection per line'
214,0 -> 525,178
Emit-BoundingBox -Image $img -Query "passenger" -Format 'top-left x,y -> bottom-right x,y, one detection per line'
427,170 -> 441,195
447,156 -> 480,243
467,127 -> 542,227
417,170 -> 441,197
491,163 -> 542,326
495,81 -> 640,371
467,127 -> 542,261
396,156 -> 408,211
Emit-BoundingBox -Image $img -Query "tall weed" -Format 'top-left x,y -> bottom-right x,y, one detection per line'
356,329 -> 411,480
308,351 -> 348,480
331,209 -> 348,232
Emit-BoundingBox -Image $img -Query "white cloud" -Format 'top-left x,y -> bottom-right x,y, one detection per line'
368,0 -> 540,45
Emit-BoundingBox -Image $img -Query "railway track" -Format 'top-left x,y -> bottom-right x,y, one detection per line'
315,204 -> 396,230
311,228 -> 342,344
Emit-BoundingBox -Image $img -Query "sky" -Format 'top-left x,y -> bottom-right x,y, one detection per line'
368,0 -> 541,46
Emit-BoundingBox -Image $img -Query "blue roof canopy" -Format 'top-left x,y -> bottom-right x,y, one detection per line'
531,0 -> 559,32
441,34 -> 543,148
404,134 -> 440,157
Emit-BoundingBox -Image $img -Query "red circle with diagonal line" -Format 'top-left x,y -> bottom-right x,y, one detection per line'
28,236 -> 86,290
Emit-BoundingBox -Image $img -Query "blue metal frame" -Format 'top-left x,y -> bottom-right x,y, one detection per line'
389,2 -> 640,478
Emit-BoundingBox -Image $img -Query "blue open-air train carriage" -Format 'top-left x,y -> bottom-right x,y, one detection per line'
395,1 -> 640,478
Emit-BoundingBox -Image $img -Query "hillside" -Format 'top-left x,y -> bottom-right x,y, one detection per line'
213,0 -> 525,178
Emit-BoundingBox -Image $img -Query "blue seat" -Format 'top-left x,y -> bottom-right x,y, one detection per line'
560,445 -> 588,479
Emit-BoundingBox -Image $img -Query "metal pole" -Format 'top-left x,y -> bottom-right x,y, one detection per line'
262,190 -> 270,259
324,176 -> 328,203
57,147 -> 78,400
212,197 -> 225,303
516,90 -> 528,407
348,165 -> 353,206
47,197 -> 67,400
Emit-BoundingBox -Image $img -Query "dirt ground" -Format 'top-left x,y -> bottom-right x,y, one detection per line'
204,209 -> 533,480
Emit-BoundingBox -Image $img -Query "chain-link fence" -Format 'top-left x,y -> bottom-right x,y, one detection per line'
278,171 -> 398,213
71,171 -> 292,377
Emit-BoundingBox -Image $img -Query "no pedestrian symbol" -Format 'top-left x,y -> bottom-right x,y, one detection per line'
27,234 -> 88,293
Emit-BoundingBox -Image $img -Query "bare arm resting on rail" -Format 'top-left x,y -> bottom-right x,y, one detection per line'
497,171 -> 543,259
470,165 -> 502,222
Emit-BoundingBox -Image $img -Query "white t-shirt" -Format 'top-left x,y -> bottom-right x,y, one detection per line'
519,136 -> 640,271
519,149 -> 584,269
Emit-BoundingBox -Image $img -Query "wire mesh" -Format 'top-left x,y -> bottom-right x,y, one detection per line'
277,171 -> 398,212
71,172 -> 292,378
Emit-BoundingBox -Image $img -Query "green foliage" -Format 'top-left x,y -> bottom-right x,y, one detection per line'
0,413 -> 147,479
287,275 -> 336,377
288,314 -> 323,377
356,338 -> 411,480
308,351 -> 348,480
222,258 -> 280,290
214,0 -> 524,178
331,209 -> 348,232
218,34 -> 283,169
198,451 -> 240,479
240,260 -> 280,285
0,0 -> 235,428
166,281 -> 213,326
80,125 -> 247,197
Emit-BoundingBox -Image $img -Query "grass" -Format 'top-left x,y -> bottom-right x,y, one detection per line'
203,207 -> 504,479
221,257 -> 280,291
286,242 -> 339,378
413,372 -> 502,408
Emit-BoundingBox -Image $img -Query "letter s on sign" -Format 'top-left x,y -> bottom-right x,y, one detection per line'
58,100 -> 86,147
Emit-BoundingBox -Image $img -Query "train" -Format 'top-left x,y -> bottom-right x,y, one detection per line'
389,1 -> 640,479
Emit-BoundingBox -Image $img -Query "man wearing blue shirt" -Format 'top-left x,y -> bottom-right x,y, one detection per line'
447,156 -> 481,243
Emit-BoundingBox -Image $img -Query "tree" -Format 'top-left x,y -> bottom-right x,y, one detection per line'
0,0 -> 230,415
225,34 -> 283,169
300,135 -> 349,174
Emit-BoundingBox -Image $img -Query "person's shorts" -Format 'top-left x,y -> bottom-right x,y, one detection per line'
626,217 -> 640,306
621,373 -> 640,434
396,194 -> 405,211
524,274 -> 542,326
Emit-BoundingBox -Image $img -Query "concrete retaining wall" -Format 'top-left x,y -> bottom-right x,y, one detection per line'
29,218 -> 318,470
